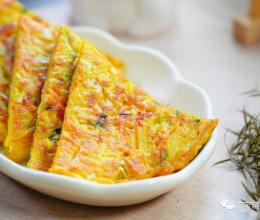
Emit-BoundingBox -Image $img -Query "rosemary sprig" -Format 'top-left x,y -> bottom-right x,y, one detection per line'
241,86 -> 260,97
213,109 -> 260,211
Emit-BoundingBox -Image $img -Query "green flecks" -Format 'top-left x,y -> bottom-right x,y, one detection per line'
22,8 -> 27,13
34,121 -> 39,134
94,122 -> 102,128
48,136 -> 55,142
159,150 -> 168,165
63,72 -> 73,83
194,119 -> 201,124
48,134 -> 60,143
116,167 -> 129,180
33,119 -> 40,133
55,128 -> 62,134
175,111 -> 180,115
48,127 -> 62,142
93,114 -> 107,128
32,96 -> 37,101
161,118 -> 171,126
28,155 -> 31,161
46,106 -> 53,110
155,118 -> 171,128
163,150 -> 167,161
155,101 -> 159,105
0,45 -> 7,56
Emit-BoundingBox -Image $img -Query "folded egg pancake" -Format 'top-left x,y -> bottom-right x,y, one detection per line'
0,1 -> 57,146
0,2 -> 125,163
0,0 -> 24,14
0,1 -> 27,145
27,25 -> 125,171
49,40 -> 218,184
4,15 -> 57,162
27,25 -> 81,171
100,51 -> 124,75
0,0 -> 47,27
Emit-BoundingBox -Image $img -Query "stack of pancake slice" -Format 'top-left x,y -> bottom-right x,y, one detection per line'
0,0 -> 218,184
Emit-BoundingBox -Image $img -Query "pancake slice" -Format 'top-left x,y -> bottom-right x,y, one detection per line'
0,3 -> 30,145
27,25 -> 81,171
100,51 -> 124,75
4,15 -> 57,163
0,1 -> 57,145
0,0 -> 51,28
49,40 -> 218,184
27,25 -> 125,171
0,0 -> 24,15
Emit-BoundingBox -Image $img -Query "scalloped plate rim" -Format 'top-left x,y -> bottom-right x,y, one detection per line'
0,25 -> 218,206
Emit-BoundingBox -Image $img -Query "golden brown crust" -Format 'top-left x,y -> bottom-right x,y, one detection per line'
4,15 -> 57,162
0,3 -> 23,145
0,1 -> 123,148
50,40 -> 218,184
0,1 -> 57,146
28,25 -> 81,171
27,25 -> 126,171
100,50 -> 124,75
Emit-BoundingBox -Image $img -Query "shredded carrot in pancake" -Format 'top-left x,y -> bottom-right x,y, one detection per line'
0,0 -> 57,146
50,40 -> 218,184
4,15 -> 57,162
28,25 -> 81,171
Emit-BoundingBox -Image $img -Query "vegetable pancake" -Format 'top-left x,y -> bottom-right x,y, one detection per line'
4,15 -> 57,163
0,2 -> 30,145
49,40 -> 218,184
0,0 -> 124,148
0,0 -> 24,15
100,51 -> 124,75
0,0 -> 51,27
27,25 -> 125,171
28,25 -> 81,171
0,1 -> 56,145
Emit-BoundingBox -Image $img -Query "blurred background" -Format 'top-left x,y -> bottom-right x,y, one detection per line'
13,0 -> 260,219
20,0 -> 179,37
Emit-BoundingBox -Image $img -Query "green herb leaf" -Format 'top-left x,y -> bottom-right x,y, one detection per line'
241,199 -> 257,212
241,182 -> 258,201
159,150 -> 167,165
214,106 -> 260,209
94,122 -> 102,127
230,157 -> 239,164
63,72 -> 73,83
241,86 -> 260,97
212,159 -> 230,166
94,114 -> 107,127
194,119 -> 201,124
55,128 -> 61,134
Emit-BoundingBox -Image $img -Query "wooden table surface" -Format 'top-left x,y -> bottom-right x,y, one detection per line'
1,0 -> 260,219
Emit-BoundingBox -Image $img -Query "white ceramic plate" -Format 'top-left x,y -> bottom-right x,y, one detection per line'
0,26 -> 218,207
